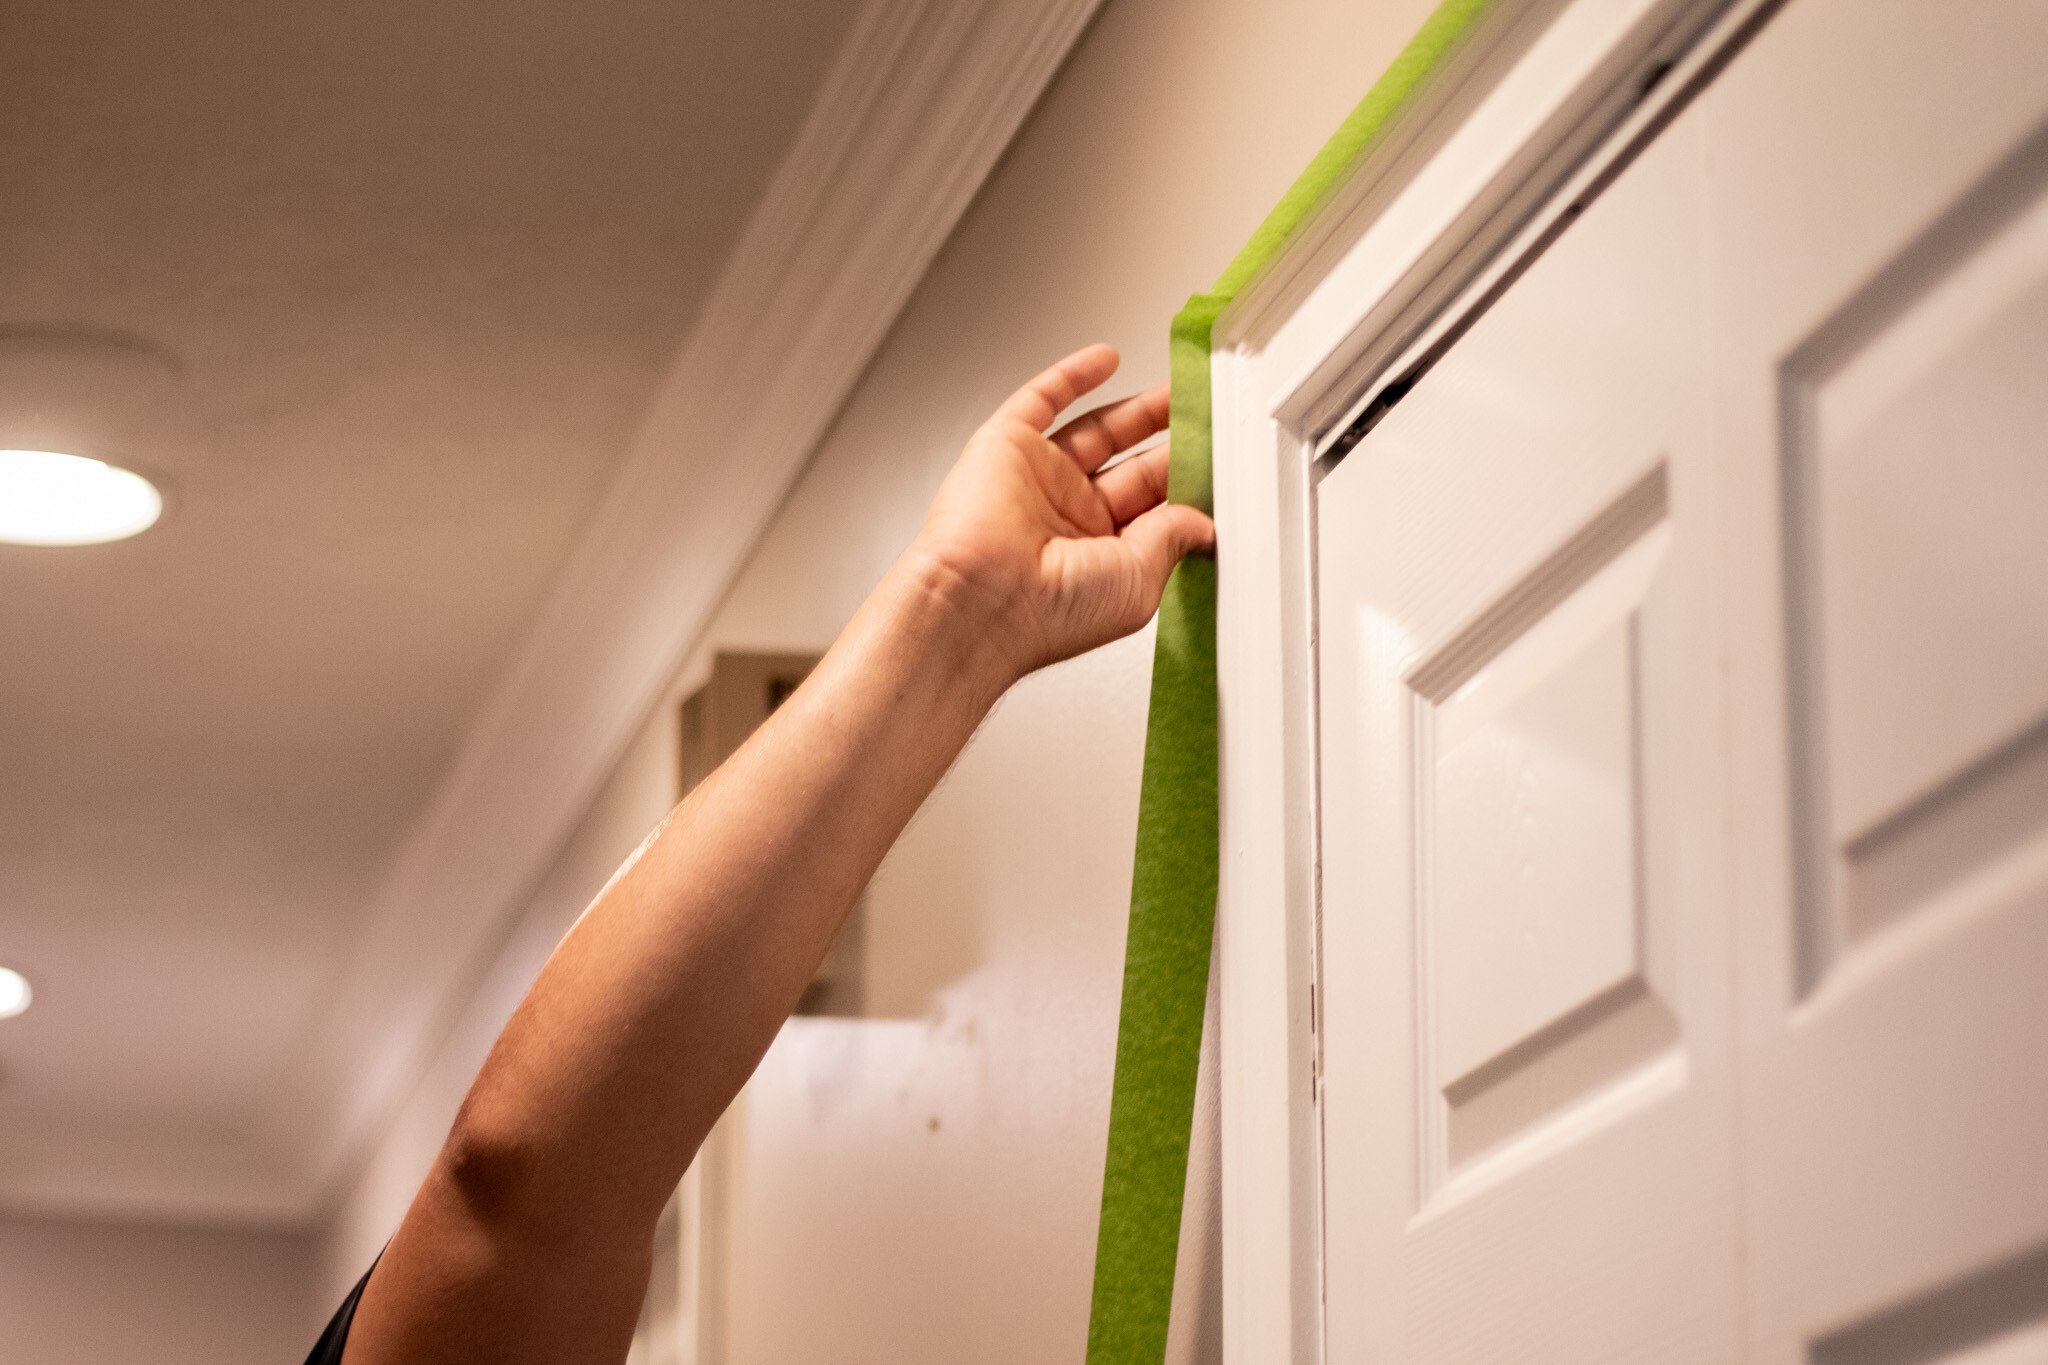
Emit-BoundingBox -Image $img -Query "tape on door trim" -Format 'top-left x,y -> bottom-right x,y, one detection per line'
1084,4 -> 1496,1359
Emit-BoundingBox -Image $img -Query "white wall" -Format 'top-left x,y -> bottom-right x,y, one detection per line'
315,0 -> 1441,1354
0,1215 -> 315,1365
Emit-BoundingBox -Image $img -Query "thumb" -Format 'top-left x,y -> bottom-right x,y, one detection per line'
1119,502 -> 1217,598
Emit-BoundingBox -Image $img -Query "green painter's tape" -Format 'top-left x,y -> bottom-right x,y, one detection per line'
1085,303 -> 1221,1365
1086,4 -> 1495,1361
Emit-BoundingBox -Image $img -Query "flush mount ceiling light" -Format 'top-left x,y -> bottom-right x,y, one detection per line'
0,448 -> 162,546
0,966 -> 30,1020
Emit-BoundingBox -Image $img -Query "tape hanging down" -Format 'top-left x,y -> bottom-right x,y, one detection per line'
1084,3 -> 1495,1361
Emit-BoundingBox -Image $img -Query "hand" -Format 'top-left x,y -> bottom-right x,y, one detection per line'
908,344 -> 1217,682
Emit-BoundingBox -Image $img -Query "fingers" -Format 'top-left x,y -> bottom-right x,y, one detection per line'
990,343 -> 1121,433
1093,442 -> 1172,526
1119,502 -> 1216,591
1049,385 -> 1169,473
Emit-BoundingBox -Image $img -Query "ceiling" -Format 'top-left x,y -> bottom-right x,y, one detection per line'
0,0 -> 863,1218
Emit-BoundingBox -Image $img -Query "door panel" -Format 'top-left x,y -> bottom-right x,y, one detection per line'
1792,153 -> 2048,968
1423,475 -> 1677,1172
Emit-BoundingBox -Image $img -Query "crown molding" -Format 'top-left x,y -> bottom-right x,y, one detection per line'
225,0 -> 1109,1223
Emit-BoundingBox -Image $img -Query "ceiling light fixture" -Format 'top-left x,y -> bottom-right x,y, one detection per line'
0,966 -> 30,1020
0,448 -> 162,546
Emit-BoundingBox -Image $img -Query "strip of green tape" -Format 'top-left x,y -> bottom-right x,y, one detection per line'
1085,4 -> 1493,1361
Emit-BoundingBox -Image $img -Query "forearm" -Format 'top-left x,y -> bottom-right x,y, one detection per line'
460,550 -> 1012,1219
340,344 -> 1210,1365
352,553 -> 1015,1361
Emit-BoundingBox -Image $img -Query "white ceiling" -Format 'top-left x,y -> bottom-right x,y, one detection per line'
0,0 -> 865,1218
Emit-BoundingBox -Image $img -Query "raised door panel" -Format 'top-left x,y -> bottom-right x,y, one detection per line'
1417,477 -> 1677,1179
1793,160 -> 2048,976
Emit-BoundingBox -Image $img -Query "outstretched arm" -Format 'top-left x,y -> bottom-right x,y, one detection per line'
342,345 -> 1214,1365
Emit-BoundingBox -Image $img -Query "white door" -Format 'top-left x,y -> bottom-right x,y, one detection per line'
1310,1 -> 2048,1359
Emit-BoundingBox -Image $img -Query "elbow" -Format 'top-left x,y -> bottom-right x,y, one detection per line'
432,1106 -> 658,1294
436,1106 -> 553,1243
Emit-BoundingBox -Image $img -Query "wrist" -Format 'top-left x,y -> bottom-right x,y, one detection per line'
886,542 -> 1033,708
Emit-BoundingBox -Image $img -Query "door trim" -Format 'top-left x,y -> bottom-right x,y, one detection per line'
1210,1 -> 1771,1356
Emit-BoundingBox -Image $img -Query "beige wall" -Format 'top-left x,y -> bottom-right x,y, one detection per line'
314,0 -> 1439,1352
0,1215 -> 316,1364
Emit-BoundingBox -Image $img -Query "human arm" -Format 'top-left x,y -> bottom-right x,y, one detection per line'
340,344 -> 1214,1364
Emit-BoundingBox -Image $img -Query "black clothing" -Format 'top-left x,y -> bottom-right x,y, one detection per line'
303,1261 -> 375,1364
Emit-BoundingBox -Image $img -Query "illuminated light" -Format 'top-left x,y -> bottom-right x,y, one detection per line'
0,449 -> 162,546
0,966 -> 30,1020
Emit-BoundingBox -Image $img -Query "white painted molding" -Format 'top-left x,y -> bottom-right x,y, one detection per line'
231,0 -> 1109,1222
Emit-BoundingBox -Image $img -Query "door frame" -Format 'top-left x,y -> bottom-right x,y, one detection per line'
1209,0 -> 1773,1356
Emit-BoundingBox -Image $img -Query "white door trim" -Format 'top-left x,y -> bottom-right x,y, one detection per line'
1210,0 -> 1771,1356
